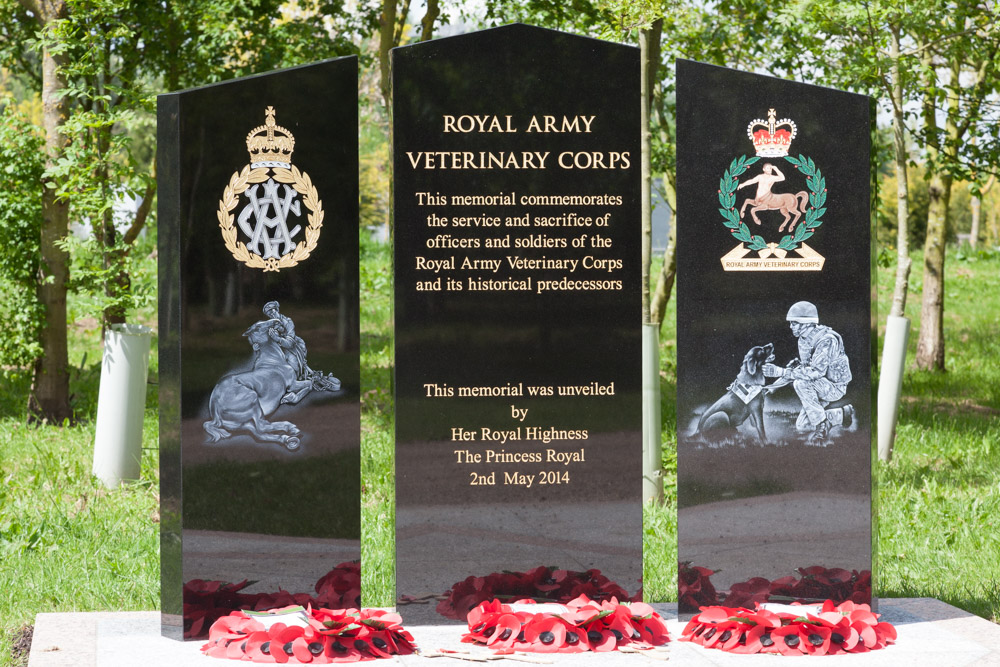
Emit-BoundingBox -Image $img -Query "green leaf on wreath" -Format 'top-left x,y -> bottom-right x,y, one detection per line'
778,235 -> 796,250
746,156 -> 760,167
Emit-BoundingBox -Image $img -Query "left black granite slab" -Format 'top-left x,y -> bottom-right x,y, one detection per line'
157,57 -> 360,640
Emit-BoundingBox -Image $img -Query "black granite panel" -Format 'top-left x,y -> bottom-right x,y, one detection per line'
392,24 -> 642,625
675,59 -> 874,615
157,57 -> 360,639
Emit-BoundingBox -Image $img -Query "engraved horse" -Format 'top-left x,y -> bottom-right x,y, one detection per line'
738,163 -> 810,233
203,320 -> 317,451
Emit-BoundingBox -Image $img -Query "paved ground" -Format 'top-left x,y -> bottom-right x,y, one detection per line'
28,598 -> 1000,666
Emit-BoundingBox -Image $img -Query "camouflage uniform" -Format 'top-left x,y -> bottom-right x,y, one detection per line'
787,324 -> 852,430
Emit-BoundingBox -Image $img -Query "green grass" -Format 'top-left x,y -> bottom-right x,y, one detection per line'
3,238 -> 1000,665
0,298 -> 160,667
876,246 -> 1000,621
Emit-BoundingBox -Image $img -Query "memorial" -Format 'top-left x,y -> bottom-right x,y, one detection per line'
157,58 -> 361,639
392,24 -> 643,624
675,59 -> 875,614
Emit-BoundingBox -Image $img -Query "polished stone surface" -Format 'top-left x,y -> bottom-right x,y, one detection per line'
392,24 -> 642,624
30,599 -> 1000,666
675,60 -> 875,614
157,57 -> 360,639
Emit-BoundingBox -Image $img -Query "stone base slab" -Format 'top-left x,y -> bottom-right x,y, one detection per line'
29,599 -> 1000,666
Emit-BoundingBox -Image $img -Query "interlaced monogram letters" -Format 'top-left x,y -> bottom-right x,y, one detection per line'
237,178 -> 303,259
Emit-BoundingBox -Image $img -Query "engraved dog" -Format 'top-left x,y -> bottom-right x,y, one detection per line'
697,343 -> 774,442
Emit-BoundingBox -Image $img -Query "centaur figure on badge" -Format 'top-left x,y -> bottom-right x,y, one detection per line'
738,163 -> 809,233
203,301 -> 341,451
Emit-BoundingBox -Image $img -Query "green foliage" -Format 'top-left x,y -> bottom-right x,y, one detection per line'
718,155 -> 765,250
0,102 -> 44,370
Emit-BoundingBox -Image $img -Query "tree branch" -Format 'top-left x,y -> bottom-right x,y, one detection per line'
420,0 -> 439,42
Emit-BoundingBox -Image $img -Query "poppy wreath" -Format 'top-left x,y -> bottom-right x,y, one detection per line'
436,565 -> 638,620
184,561 -> 362,639
201,606 -> 416,663
461,595 -> 669,654
681,600 -> 896,656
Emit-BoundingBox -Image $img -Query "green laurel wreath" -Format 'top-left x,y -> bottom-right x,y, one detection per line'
718,154 -> 827,252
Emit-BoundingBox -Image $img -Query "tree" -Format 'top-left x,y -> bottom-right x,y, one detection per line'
912,5 -> 1000,371
7,0 -> 72,423
1,0 -> 365,421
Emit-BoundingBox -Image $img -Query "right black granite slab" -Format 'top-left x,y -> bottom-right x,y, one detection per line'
675,59 -> 875,615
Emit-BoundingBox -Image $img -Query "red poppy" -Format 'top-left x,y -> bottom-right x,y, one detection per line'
798,623 -> 832,655
522,616 -> 567,652
770,624 -> 806,656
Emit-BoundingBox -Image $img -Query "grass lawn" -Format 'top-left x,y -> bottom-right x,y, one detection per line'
2,239 -> 999,665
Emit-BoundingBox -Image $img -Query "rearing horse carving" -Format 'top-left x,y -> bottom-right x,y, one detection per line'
203,304 -> 341,451
738,163 -> 809,233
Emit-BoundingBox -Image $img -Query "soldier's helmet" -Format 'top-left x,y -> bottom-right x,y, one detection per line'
263,300 -> 280,317
786,301 -> 819,323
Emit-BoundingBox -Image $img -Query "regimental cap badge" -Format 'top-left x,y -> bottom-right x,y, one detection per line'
718,107 -> 827,272
217,106 -> 323,272
246,106 -> 295,168
747,109 -> 797,157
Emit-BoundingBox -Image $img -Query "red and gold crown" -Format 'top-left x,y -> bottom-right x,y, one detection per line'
746,108 -> 797,157
246,106 -> 295,168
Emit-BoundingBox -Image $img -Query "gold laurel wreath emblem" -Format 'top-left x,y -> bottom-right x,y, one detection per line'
217,165 -> 324,272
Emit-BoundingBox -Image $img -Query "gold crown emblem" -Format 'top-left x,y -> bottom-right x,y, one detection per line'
746,108 -> 797,157
246,106 -> 295,167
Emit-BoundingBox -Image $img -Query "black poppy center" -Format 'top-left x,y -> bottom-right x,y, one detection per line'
808,633 -> 824,646
831,632 -> 845,644
472,623 -> 485,633
587,630 -> 602,643
483,626 -> 496,638
372,637 -> 388,650
282,642 -> 295,655
539,631 -> 555,645
760,633 -> 774,647
719,630 -> 732,642
354,639 -> 370,652
784,634 -> 800,648
704,627 -> 716,639
260,641 -> 271,655
332,641 -> 347,653
499,628 -> 512,641
308,642 -> 323,655
611,629 -> 623,641
566,632 -> 579,645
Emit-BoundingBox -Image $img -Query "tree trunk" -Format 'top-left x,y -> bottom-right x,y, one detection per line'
378,0 -> 397,112
915,171 -> 950,370
651,215 -> 677,329
888,24 -> 911,319
420,0 -> 439,42
639,23 -> 660,324
990,207 -> 999,248
970,193 -> 982,249
28,0 -> 71,423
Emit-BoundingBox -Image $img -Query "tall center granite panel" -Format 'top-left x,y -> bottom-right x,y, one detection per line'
158,58 -> 361,639
393,24 -> 642,624
675,60 -> 875,614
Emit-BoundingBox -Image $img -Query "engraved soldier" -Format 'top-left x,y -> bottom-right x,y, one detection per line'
763,301 -> 854,445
